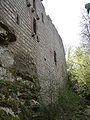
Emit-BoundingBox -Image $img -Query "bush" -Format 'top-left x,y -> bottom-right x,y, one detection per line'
0,79 -> 40,120
56,85 -> 89,120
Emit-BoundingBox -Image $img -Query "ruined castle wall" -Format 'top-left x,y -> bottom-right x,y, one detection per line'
0,0 -> 67,105
35,2 -> 67,104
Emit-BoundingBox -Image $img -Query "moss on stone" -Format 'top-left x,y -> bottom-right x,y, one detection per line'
0,79 -> 40,120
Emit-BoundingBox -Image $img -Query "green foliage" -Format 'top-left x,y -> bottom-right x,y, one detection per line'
57,87 -> 88,120
0,109 -> 20,120
40,85 -> 89,120
0,79 -> 40,120
67,46 -> 90,97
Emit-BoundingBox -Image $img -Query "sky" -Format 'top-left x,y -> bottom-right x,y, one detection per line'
42,0 -> 90,49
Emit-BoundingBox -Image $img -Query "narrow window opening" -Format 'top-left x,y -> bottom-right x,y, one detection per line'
61,65 -> 64,77
33,18 -> 36,34
44,58 -> 46,61
33,0 -> 36,10
37,35 -> 40,42
41,13 -> 44,23
16,14 -> 19,25
54,51 -> 57,65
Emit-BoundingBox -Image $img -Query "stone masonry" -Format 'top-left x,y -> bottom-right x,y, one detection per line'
0,0 -> 67,106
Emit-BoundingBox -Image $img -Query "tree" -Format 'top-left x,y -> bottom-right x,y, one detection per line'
67,45 -> 90,97
81,8 -> 90,48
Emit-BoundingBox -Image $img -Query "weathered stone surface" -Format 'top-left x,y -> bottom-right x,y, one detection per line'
0,21 -> 16,46
0,46 -> 14,68
0,0 -> 67,111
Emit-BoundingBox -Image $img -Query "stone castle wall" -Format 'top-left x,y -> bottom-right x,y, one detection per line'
0,0 -> 67,105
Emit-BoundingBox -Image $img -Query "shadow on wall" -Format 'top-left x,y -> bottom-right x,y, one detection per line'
0,20 -> 16,47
